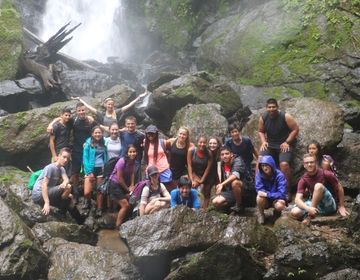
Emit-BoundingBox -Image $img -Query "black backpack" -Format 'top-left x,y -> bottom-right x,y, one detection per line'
103,156 -> 120,179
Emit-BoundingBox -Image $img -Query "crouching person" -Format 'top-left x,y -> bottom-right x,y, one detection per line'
212,147 -> 249,213
291,153 -> 349,225
170,176 -> 201,210
255,155 -> 286,224
32,148 -> 84,224
139,166 -> 171,216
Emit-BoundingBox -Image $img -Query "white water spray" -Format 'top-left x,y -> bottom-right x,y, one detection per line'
40,0 -> 127,62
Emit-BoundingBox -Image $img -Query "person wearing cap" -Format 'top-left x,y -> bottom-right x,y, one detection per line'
72,91 -> 148,137
170,176 -> 200,210
139,166 -> 171,216
143,124 -> 172,185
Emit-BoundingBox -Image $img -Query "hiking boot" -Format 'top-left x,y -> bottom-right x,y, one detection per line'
230,205 -> 244,214
95,208 -> 103,218
257,211 -> 265,225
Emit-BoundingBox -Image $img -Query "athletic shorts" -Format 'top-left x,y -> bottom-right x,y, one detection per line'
295,186 -> 336,217
159,168 -> 172,184
260,147 -> 292,164
220,191 -> 236,207
33,186 -> 66,208
109,180 -> 128,201
85,167 -> 103,178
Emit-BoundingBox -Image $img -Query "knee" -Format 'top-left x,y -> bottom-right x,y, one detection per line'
256,195 -> 266,205
274,201 -> 285,211
232,180 -> 242,190
314,183 -> 324,191
290,207 -> 302,220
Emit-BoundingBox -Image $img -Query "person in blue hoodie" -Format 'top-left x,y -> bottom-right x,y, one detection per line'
255,155 -> 287,224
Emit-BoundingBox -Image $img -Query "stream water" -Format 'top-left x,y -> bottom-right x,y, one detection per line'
97,229 -> 129,254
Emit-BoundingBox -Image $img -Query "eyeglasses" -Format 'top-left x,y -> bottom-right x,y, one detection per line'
304,161 -> 315,165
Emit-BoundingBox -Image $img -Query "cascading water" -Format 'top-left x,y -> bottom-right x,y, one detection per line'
40,0 -> 127,63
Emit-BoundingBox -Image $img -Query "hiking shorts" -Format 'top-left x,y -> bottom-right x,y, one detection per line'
261,147 -> 292,164
33,186 -> 65,208
295,186 -> 336,217
159,168 -> 172,184
220,190 -> 236,207
109,180 -> 128,201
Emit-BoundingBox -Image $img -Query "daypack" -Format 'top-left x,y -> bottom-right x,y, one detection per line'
129,179 -> 150,206
28,169 -> 43,190
103,156 -> 120,179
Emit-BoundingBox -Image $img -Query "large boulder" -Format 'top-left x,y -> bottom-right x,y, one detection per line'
0,0 -> 22,80
146,72 -> 243,132
0,77 -> 43,113
0,197 -> 48,279
335,130 -> 360,191
0,84 -> 134,169
170,103 -> 228,141
242,98 -> 344,180
44,238 -> 141,280
120,206 -> 276,279
32,221 -> 98,245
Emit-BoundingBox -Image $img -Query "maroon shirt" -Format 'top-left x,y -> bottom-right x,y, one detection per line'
297,168 -> 339,203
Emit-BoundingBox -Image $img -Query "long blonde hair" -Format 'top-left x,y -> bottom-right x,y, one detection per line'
177,126 -> 191,151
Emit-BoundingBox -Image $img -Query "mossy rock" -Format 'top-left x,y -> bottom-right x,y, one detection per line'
0,0 -> 22,80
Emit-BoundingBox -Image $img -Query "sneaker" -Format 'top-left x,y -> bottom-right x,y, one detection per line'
95,209 -> 103,218
230,205 -> 244,214
257,211 -> 265,225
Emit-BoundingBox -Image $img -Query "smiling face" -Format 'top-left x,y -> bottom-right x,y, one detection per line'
104,99 -> 114,112
76,105 -> 87,119
92,127 -> 103,141
61,112 -> 71,123
127,146 -> 137,160
180,185 -> 190,198
197,137 -> 207,150
208,138 -> 219,151
125,119 -> 136,133
109,123 -> 119,139
266,103 -> 279,118
178,128 -> 188,142
307,144 -> 319,158
303,155 -> 317,174
220,149 -> 232,163
230,128 -> 240,141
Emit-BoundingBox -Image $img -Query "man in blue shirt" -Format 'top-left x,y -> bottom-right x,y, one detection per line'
170,176 -> 200,210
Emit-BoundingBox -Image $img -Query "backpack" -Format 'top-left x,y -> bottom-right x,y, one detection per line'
28,169 -> 43,190
129,179 -> 150,206
103,156 -> 120,179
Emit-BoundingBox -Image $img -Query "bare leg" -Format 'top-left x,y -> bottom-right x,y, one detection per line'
202,184 -> 211,209
96,177 -> 104,210
280,162 -> 291,194
311,183 -> 325,210
115,199 -> 130,228
231,180 -> 243,206
83,177 -> 94,199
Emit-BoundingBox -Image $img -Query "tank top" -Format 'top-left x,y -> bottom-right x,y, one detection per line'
169,139 -> 187,179
262,111 -> 291,149
147,140 -> 170,172
191,148 -> 209,177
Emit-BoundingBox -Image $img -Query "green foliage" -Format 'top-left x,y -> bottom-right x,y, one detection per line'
0,0 -> 23,80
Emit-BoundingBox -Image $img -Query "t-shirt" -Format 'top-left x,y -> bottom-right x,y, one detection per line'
105,137 -> 122,159
32,163 -> 65,200
140,183 -> 169,205
52,120 -> 73,153
110,157 -> 135,184
170,188 -> 200,209
224,136 -> 255,172
120,130 -> 144,161
73,117 -> 96,152
297,168 -> 339,202
94,145 -> 105,167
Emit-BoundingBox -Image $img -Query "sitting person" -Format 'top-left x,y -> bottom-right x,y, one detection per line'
32,148 -> 83,224
139,166 -> 171,216
291,153 -> 349,224
170,176 -> 201,210
212,146 -> 250,213
255,155 -> 287,224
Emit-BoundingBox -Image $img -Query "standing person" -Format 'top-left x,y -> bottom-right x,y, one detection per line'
47,102 -> 96,200
170,176 -> 200,210
255,155 -> 287,224
119,116 -> 144,183
258,98 -> 299,197
72,91 -> 147,136
144,124 -> 172,185
225,124 -> 258,174
109,145 -> 137,229
105,122 -> 122,159
165,127 -> 194,189
290,153 -> 349,225
187,136 -> 212,209
83,126 -> 108,216
139,166 -> 171,216
207,137 -> 222,190
32,148 -> 84,224
212,146 -> 250,213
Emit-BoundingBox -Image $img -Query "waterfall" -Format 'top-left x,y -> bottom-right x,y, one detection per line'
40,0 -> 127,63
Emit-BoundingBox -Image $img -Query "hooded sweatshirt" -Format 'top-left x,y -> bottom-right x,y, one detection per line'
255,155 -> 287,200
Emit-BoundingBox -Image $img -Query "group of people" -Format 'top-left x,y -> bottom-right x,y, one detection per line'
32,95 -> 350,229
